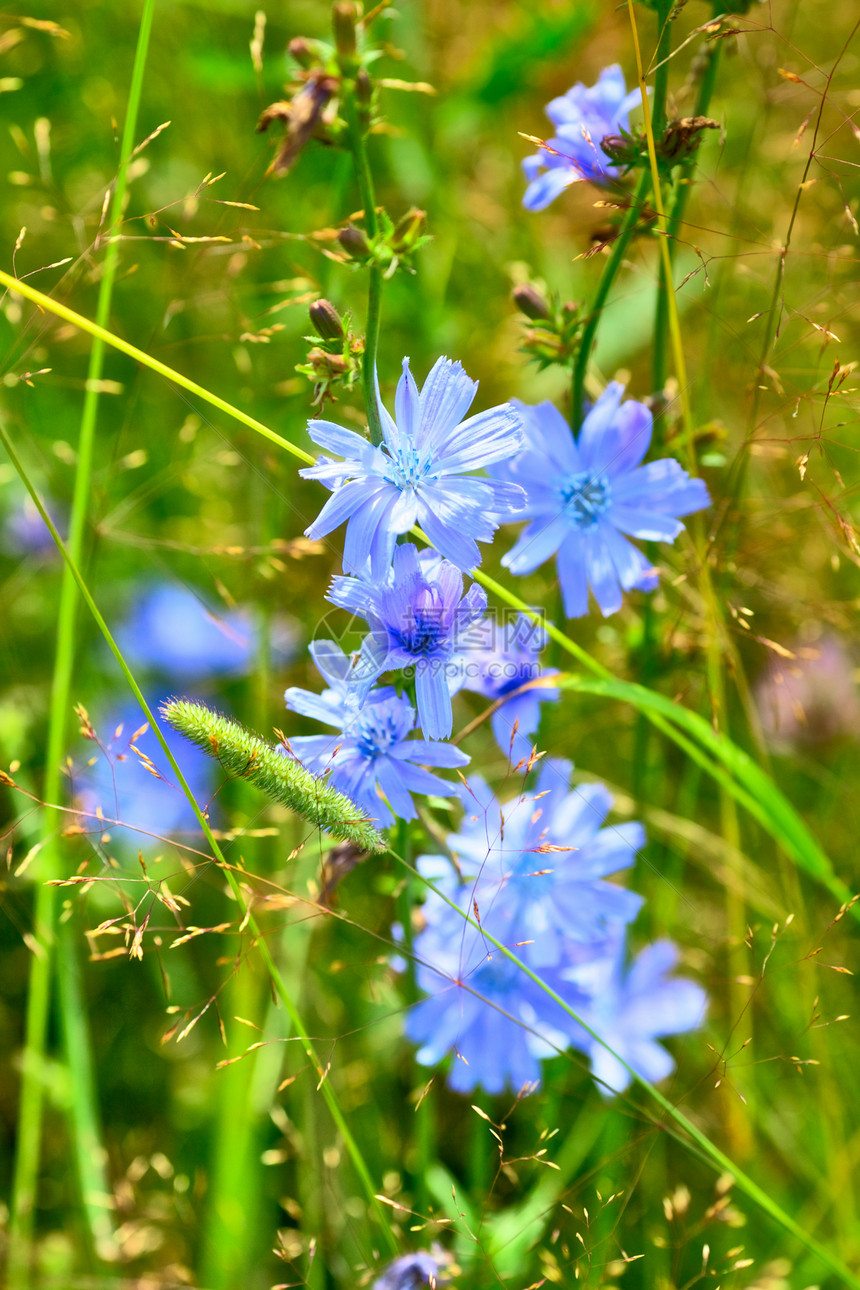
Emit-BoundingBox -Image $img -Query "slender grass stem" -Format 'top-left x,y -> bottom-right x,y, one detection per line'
0,427 -> 398,1258
0,270 -> 314,466
389,845 -> 860,1290
342,83 -> 384,447
8,2 -> 156,1276
571,170 -> 651,430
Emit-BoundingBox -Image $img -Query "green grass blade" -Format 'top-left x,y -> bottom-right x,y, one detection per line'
556,673 -> 853,909
0,418 -> 398,1258
8,0 -> 156,1275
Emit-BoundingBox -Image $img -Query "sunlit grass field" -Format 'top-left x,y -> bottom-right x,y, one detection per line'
1,2 -> 859,1288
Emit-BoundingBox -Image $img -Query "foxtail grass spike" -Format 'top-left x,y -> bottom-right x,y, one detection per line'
161,699 -> 386,852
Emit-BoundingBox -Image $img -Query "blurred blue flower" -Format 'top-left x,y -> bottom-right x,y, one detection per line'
284,640 -> 469,828
565,939 -> 707,1094
455,612 -> 559,763
432,760 -> 643,966
2,492 -> 64,557
406,892 -> 581,1095
74,693 -> 214,848
327,543 -> 488,740
491,386 -> 710,617
116,583 -> 294,681
523,64 -> 642,210
372,1250 -> 446,1290
116,584 -> 253,679
300,357 -> 526,576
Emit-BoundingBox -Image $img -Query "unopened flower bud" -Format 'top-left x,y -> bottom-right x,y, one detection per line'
391,207 -> 427,253
333,1 -> 358,65
512,283 -> 550,321
337,225 -> 371,259
288,37 -> 319,69
309,299 -> 345,342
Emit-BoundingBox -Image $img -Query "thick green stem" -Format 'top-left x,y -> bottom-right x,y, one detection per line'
342,84 -> 384,447
571,170 -> 651,429
8,2 -> 156,1278
0,427 -> 398,1258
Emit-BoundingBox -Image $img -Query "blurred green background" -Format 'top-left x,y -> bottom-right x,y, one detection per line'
1,1 -> 859,1287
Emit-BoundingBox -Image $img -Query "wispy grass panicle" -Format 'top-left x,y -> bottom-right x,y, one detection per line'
161,698 -> 386,851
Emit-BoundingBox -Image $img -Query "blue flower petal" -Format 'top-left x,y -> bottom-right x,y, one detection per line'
304,478 -> 369,540
415,660 -> 454,740
416,357 -> 478,447
523,165 -> 579,211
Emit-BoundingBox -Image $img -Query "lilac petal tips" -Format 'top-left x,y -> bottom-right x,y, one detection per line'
327,543 -> 488,741
490,384 -> 710,617
300,357 -> 526,576
523,64 -> 643,211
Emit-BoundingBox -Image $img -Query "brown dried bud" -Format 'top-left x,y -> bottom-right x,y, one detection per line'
659,116 -> 720,162
308,347 -> 350,377
309,299 -> 345,342
258,75 -> 339,177
337,225 -> 371,258
512,283 -> 550,321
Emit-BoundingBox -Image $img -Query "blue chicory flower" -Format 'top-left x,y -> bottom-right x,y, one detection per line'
406,893 -> 582,1095
284,640 -> 469,828
433,760 -> 644,966
565,938 -> 707,1094
116,583 -> 289,680
372,1250 -> 446,1290
522,64 -> 642,210
300,357 -> 526,576
2,492 -> 64,557
490,385 -> 710,617
327,542 -> 488,740
455,611 -> 559,764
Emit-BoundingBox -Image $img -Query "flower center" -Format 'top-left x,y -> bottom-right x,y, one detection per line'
355,710 -> 400,760
396,608 -> 443,657
382,444 -> 437,492
560,471 -> 611,529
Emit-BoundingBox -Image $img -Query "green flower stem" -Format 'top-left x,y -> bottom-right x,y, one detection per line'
0,269 -> 314,466
650,1 -> 673,138
0,423 -> 398,1258
395,817 -> 432,1215
653,35 -> 722,399
626,0 -> 694,462
8,1 -> 156,1277
571,169 -> 651,430
342,82 -> 384,448
390,844 -> 860,1290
